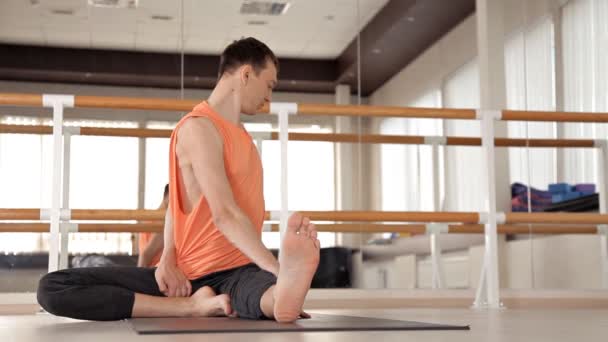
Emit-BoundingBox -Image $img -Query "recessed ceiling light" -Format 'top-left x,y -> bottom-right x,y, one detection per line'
88,0 -> 139,9
407,16 -> 415,22
240,1 -> 290,16
50,9 -> 74,15
150,15 -> 172,21
247,20 -> 268,26
372,48 -> 382,54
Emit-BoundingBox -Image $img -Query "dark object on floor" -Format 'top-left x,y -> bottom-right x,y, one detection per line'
129,314 -> 470,334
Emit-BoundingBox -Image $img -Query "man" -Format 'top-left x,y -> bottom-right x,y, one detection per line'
37,37 -> 320,323
137,184 -> 168,268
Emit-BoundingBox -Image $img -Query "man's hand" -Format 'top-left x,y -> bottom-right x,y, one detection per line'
154,255 -> 192,297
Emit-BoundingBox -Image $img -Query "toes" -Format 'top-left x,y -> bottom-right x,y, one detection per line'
300,217 -> 311,237
310,225 -> 317,240
287,212 -> 303,234
314,239 -> 321,249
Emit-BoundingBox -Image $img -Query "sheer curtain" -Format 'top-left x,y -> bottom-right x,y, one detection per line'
505,17 -> 556,189
380,90 -> 441,212
561,0 -> 607,184
261,124 -> 336,249
442,61 -> 482,211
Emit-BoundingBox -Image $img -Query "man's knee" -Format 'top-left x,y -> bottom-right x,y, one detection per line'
37,271 -> 68,315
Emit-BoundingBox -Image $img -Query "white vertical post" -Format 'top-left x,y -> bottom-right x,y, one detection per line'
474,110 -> 501,308
279,110 -> 288,241
430,141 -> 446,288
476,0 -> 508,308
256,138 -> 264,158
59,131 -> 72,270
270,103 -> 297,242
430,233 -> 445,289
596,140 -> 608,288
43,94 -> 74,273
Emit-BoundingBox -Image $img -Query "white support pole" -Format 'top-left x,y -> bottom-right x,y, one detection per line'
474,110 -> 501,308
256,138 -> 264,158
426,224 -> 448,288
430,142 -> 446,289
59,132 -> 72,270
270,103 -> 297,242
43,94 -> 74,273
279,110 -> 288,241
596,140 -> 608,288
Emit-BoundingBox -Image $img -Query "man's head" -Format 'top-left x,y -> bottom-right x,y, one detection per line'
218,37 -> 278,115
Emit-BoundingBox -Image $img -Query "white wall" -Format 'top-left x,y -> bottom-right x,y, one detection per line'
370,0 -> 569,108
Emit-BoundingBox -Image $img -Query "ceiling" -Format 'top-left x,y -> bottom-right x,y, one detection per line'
0,0 -> 388,59
0,0 -> 475,95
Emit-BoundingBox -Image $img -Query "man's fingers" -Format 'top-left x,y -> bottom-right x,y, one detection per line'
186,281 -> 192,296
157,278 -> 167,293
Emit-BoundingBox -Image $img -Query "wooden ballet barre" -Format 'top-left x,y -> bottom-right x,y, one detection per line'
0,209 -> 480,223
0,93 -> 475,119
0,208 -> 165,221
0,93 -> 42,107
505,212 -> 608,225
0,222 -> 601,234
5,209 -> 608,226
0,223 -> 163,233
270,223 -> 601,234
0,124 -> 598,148
2,92 -> 608,121
296,103 -> 476,119
502,110 -> 608,123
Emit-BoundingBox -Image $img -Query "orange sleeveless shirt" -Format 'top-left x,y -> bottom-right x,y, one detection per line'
169,101 -> 265,280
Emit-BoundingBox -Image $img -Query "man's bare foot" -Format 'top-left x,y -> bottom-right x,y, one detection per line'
273,212 -> 320,323
189,286 -> 232,317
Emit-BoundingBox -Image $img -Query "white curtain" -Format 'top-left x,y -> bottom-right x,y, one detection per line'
442,61 -> 482,211
505,17 -> 557,189
561,0 -> 607,184
144,121 -> 174,210
380,90 -> 441,212
261,124 -> 336,249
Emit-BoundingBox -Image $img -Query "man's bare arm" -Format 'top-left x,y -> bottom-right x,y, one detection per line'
154,207 -> 192,297
178,118 -> 279,275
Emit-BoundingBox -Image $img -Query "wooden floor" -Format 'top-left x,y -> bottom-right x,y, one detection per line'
2,308 -> 608,342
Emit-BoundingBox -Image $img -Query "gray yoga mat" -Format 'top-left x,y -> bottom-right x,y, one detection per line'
129,314 -> 470,334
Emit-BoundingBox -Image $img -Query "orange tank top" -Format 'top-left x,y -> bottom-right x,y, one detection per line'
169,101 -> 265,280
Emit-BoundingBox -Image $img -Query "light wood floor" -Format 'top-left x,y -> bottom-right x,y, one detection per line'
2,308 -> 608,342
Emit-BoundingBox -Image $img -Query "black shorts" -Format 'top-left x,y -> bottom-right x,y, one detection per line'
191,263 -> 277,319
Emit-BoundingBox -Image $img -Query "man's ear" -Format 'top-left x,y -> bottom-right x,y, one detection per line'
240,65 -> 252,85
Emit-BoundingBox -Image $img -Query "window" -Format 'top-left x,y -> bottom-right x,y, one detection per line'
505,17 -> 556,188
442,61 -> 482,211
260,124 -> 336,249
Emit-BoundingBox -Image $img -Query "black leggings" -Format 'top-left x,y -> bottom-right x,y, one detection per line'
37,263 -> 276,321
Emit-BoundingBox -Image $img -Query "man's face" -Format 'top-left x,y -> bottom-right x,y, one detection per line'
240,59 -> 277,115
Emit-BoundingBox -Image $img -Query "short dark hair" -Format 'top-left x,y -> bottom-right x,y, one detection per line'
163,184 -> 169,198
218,37 -> 279,79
